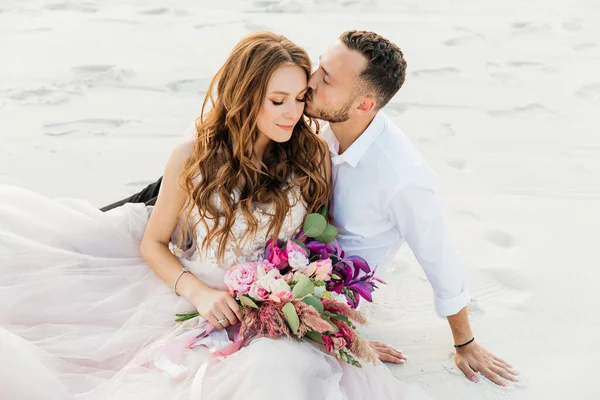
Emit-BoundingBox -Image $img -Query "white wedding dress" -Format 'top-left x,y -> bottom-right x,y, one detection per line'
0,183 -> 431,400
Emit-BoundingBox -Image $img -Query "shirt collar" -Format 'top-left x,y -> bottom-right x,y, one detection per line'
320,112 -> 386,168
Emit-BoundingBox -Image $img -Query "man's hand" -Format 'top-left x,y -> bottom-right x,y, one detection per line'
455,341 -> 518,386
370,341 -> 406,364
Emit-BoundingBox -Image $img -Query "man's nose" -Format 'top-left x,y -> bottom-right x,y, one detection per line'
308,72 -> 318,90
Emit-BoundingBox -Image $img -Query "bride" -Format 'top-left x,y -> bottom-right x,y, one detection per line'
0,32 -> 430,399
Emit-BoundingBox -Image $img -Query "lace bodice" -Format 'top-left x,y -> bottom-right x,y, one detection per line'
173,186 -> 307,272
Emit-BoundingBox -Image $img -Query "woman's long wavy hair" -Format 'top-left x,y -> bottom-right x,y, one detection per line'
178,32 -> 331,260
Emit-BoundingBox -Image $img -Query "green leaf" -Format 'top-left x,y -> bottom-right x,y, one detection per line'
302,213 -> 327,238
315,224 -> 339,244
175,312 -> 200,322
322,315 -> 339,333
330,273 -> 341,280
282,302 -> 300,334
319,205 -> 329,217
305,329 -> 325,344
330,314 -> 350,323
239,295 -> 259,309
302,295 -> 324,313
291,239 -> 310,256
292,274 -> 315,298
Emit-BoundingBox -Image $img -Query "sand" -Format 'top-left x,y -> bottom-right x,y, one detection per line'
2,0 -> 600,398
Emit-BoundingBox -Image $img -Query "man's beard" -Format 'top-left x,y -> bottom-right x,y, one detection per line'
305,98 -> 352,123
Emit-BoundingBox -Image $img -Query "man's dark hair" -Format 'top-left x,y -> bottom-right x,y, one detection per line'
339,30 -> 407,110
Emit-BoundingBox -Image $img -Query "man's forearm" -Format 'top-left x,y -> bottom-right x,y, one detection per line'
446,306 -> 474,346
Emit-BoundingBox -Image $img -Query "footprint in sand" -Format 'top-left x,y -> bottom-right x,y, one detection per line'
563,19 -> 584,32
8,87 -> 74,106
250,0 -> 304,13
511,21 -> 552,35
487,103 -> 558,118
166,79 -> 209,95
194,20 -> 239,29
411,67 -> 461,78
486,62 -> 517,84
139,8 -> 191,17
416,123 -> 456,144
45,1 -> 97,13
484,229 -> 515,249
70,65 -> 134,88
456,209 -> 481,221
44,119 -> 135,137
575,84 -> 600,102
506,60 -> 557,74
443,27 -> 485,47
244,22 -> 269,32
571,42 -> 596,51
446,157 -> 467,170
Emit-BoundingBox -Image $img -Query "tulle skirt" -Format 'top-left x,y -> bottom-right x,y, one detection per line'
0,184 -> 430,399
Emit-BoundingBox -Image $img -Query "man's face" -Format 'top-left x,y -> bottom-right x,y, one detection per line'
305,41 -> 367,123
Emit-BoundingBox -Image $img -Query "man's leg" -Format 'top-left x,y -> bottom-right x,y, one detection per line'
100,177 -> 163,212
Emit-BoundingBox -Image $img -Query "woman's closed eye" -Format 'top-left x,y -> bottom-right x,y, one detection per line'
272,97 -> 306,106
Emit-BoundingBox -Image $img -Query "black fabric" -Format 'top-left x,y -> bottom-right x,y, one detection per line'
100,177 -> 163,212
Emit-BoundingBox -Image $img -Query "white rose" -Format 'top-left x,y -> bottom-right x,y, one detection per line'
269,278 -> 291,294
288,251 -> 309,271
255,268 -> 282,292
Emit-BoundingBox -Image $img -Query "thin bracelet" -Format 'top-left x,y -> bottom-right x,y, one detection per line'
173,268 -> 190,296
454,337 -> 475,348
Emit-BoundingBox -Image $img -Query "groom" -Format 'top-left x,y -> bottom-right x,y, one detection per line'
102,30 -> 517,386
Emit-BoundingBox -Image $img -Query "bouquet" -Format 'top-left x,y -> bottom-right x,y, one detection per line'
175,208 -> 384,367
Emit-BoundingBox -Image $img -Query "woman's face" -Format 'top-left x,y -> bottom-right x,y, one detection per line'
256,64 -> 308,146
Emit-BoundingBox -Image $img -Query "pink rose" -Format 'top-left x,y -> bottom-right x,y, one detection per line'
332,335 -> 347,351
269,290 -> 293,303
313,259 -> 333,281
224,262 -> 258,296
268,246 -> 288,269
285,240 -> 308,257
248,285 -> 270,301
322,334 -> 334,352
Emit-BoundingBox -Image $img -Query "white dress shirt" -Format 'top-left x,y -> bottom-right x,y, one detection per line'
320,111 -> 469,317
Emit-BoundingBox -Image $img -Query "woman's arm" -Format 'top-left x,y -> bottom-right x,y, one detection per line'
140,141 -> 242,328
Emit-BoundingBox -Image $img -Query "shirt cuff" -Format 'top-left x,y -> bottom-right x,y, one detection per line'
433,287 -> 470,317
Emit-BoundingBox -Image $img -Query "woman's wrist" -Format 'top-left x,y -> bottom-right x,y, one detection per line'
177,272 -> 208,302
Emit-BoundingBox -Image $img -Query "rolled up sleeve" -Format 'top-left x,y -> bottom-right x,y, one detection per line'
387,184 -> 470,317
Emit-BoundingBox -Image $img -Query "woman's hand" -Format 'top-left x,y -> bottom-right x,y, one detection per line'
191,286 -> 243,329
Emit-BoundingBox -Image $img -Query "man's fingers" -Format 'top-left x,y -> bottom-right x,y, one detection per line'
377,352 -> 405,364
457,362 -> 479,383
490,365 -> 518,382
493,355 -> 512,369
371,343 -> 406,360
492,358 -> 519,375
481,368 -> 506,387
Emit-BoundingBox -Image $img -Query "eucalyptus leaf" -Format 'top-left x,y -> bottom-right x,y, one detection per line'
305,329 -> 325,344
292,274 -> 315,298
282,302 -> 300,334
320,205 -> 329,217
239,295 -> 259,309
302,295 -> 324,313
315,224 -> 339,244
330,314 -> 350,323
303,213 -> 327,238
322,315 -> 339,333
